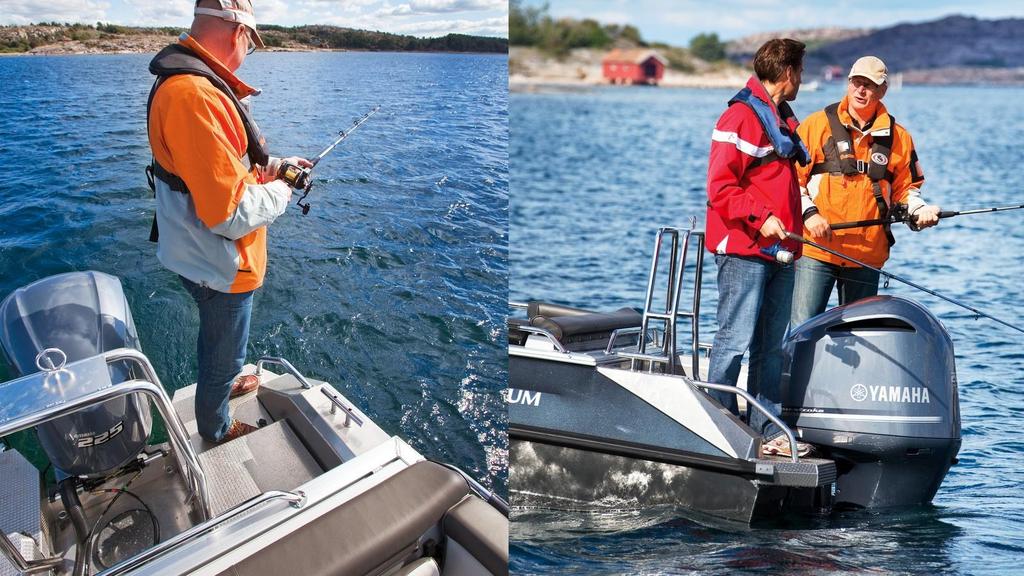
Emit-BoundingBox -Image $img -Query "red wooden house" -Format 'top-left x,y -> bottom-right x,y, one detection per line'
602,49 -> 668,86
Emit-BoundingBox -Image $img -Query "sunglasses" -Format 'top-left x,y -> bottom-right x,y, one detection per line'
240,25 -> 256,55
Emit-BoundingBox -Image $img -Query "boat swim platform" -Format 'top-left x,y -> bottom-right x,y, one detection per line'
172,366 -> 324,516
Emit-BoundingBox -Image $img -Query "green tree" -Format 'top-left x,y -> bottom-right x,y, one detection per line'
510,0 -> 549,46
690,32 -> 725,62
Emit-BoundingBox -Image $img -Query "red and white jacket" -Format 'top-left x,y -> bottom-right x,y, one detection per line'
705,76 -> 803,261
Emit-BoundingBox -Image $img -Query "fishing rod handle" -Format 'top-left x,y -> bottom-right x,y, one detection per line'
829,220 -> 875,230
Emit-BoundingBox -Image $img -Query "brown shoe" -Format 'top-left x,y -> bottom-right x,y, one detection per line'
221,419 -> 258,442
230,374 -> 260,399
761,435 -> 814,458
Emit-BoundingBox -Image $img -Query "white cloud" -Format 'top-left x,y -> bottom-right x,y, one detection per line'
0,0 -> 111,25
120,0 -> 192,27
407,0 -> 506,14
391,14 -> 507,36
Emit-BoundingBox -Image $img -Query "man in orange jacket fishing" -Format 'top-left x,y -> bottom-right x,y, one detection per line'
146,0 -> 310,443
791,56 -> 941,326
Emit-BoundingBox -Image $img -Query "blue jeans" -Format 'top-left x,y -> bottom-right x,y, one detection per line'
790,257 -> 880,328
180,276 -> 254,442
707,254 -> 794,439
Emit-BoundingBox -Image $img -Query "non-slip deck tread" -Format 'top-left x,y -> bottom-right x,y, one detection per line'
198,420 -> 323,515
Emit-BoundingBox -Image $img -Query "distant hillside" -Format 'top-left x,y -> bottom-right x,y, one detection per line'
802,15 -> 1024,72
728,16 -> 1024,84
728,27 -> 872,57
0,23 -> 508,55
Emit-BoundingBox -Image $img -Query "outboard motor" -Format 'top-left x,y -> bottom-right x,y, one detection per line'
781,296 -> 960,509
0,271 -> 152,478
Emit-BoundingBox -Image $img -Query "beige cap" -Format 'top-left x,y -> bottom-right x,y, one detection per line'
195,0 -> 265,48
848,56 -> 887,85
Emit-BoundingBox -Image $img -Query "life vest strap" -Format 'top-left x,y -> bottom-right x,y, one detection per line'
810,102 -> 898,247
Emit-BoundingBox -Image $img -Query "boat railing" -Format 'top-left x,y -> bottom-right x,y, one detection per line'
0,348 -> 211,520
256,356 -> 314,389
509,323 -> 570,354
99,490 -> 307,575
0,348 -> 213,573
621,226 -> 704,377
693,380 -> 800,463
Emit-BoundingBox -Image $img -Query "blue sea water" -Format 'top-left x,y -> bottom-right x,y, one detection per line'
510,84 -> 1024,575
0,51 -> 508,494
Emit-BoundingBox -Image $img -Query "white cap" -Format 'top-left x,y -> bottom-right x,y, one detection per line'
848,56 -> 887,85
195,0 -> 264,48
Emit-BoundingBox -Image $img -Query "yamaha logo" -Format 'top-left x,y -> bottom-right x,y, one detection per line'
850,384 -> 868,402
849,384 -> 931,404
870,152 -> 888,165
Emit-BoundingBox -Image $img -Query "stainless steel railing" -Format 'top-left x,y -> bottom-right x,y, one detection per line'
255,356 -> 314,389
100,490 -> 307,575
693,380 -> 801,463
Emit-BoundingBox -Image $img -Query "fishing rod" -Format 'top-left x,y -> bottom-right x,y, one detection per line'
279,105 -> 381,215
830,203 -> 1024,231
786,231 -> 1024,335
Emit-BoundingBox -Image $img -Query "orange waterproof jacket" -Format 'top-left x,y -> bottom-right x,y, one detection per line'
148,35 -> 290,293
796,96 -> 926,268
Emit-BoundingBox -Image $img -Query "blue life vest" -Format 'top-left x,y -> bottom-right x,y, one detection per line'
728,86 -> 810,166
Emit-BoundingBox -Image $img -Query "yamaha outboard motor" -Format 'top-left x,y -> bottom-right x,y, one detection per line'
781,296 -> 960,508
0,271 -> 152,478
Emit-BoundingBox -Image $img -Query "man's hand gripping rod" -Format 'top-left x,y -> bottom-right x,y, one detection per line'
786,231 -> 1024,335
279,105 -> 381,215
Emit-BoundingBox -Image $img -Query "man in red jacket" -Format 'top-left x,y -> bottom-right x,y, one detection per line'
705,38 -> 811,457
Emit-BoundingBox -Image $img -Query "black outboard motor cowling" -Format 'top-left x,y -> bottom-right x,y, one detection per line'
0,271 -> 152,478
781,296 -> 961,508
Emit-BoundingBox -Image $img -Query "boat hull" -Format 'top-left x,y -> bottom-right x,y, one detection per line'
510,437 -> 828,524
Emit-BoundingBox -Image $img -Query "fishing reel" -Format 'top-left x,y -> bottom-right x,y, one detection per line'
888,203 -> 915,230
280,161 -> 313,191
278,161 -> 315,215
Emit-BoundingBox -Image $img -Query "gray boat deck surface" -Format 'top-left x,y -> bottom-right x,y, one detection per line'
171,366 -> 324,516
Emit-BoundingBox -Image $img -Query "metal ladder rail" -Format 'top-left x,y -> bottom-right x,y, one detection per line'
635,228 -> 679,372
632,227 -> 704,378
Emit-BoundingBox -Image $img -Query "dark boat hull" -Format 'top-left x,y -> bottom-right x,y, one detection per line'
510,438 -> 828,524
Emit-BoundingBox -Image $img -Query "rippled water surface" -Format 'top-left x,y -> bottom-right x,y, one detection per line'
0,51 -> 508,493
510,85 -> 1024,574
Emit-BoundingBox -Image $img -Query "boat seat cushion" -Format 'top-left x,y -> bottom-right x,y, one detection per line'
443,496 -> 509,576
218,460 -> 471,576
530,307 -> 642,349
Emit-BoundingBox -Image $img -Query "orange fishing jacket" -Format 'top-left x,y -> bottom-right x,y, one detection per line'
148,35 -> 290,293
796,96 -> 926,268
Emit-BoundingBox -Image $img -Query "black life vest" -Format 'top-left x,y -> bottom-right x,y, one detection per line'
810,103 -> 897,246
144,43 -> 271,242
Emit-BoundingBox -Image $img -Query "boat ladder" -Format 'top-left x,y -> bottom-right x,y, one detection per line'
617,226 -> 704,377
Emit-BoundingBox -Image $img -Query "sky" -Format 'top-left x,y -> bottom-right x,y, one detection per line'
0,0 -> 509,38
523,0 -> 1023,45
